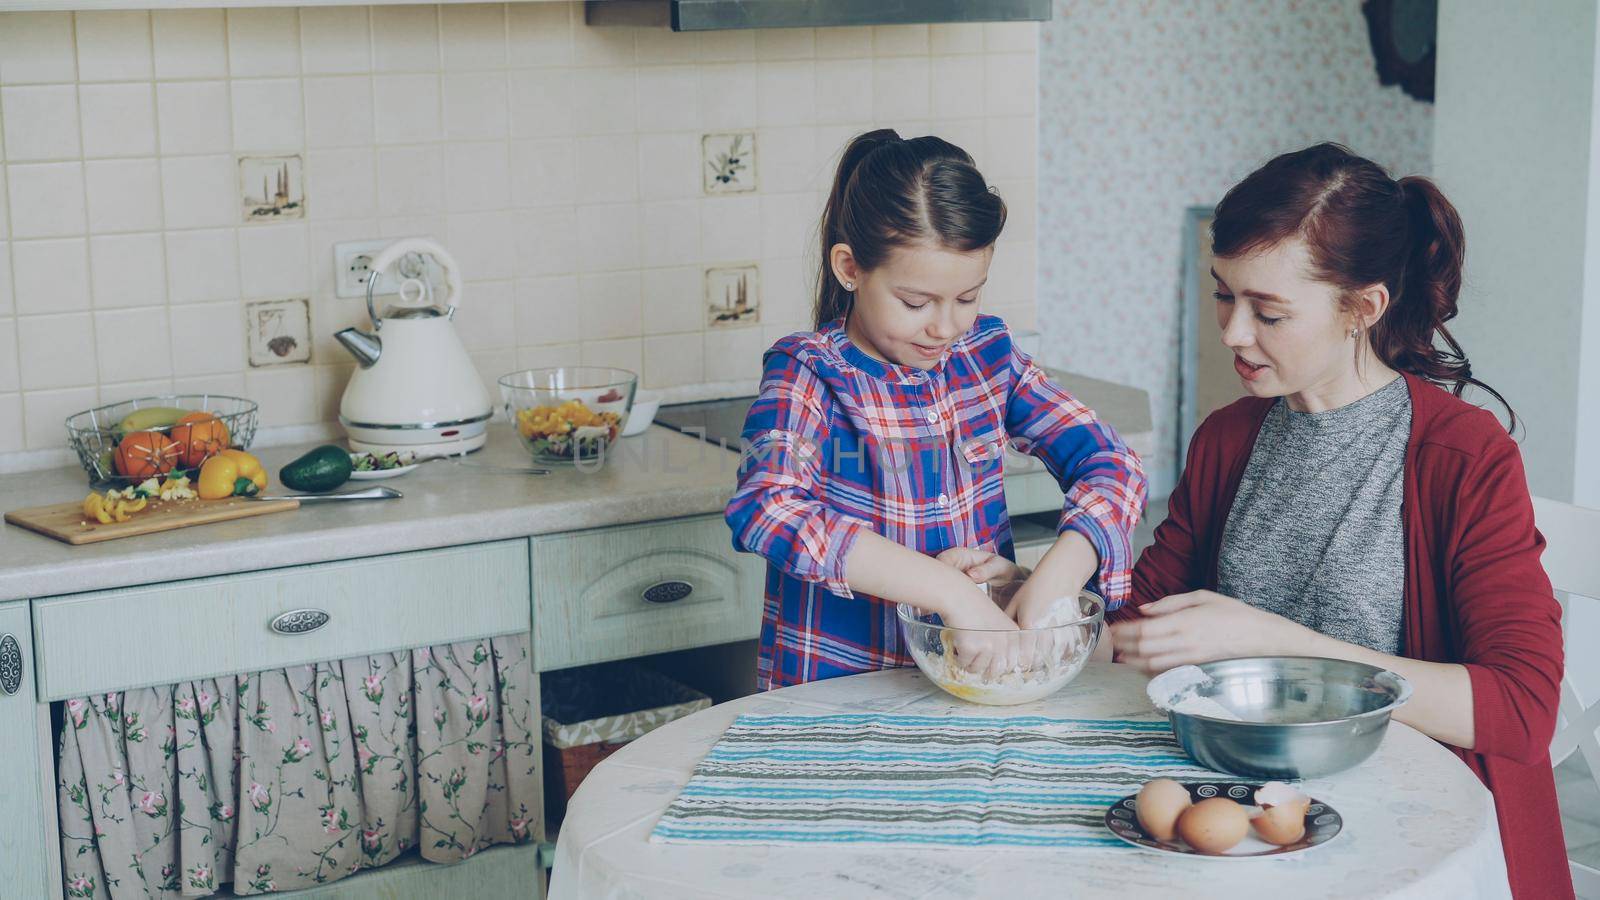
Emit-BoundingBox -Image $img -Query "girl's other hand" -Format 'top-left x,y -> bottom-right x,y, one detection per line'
1109,590 -> 1314,674
935,546 -> 1027,587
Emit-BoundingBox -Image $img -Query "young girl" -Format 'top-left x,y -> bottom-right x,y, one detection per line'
1105,144 -> 1568,898
724,129 -> 1147,689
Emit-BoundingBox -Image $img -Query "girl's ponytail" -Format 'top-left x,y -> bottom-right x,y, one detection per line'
815,129 -> 903,329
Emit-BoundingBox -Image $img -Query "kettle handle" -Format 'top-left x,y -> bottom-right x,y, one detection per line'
365,237 -> 465,324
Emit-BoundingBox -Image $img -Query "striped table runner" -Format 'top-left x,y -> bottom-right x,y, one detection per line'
649,713 -> 1223,849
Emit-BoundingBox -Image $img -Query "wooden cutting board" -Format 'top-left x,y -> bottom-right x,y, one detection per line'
5,495 -> 300,545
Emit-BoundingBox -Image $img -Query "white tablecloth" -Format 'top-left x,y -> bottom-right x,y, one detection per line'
549,664 -> 1511,900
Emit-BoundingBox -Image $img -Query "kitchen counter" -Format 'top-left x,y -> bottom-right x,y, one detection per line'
0,369 -> 1153,604
0,426 -> 742,603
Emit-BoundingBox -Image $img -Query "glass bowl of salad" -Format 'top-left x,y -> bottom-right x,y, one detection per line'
498,368 -> 637,464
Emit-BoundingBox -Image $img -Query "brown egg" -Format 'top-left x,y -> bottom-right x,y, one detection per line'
1252,782 -> 1312,845
1176,797 -> 1251,854
1135,778 -> 1192,841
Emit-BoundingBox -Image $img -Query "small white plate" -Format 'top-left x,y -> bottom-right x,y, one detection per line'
1103,782 -> 1342,859
348,452 -> 419,480
623,398 -> 661,437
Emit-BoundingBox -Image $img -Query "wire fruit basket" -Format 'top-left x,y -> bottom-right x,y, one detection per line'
65,394 -> 260,486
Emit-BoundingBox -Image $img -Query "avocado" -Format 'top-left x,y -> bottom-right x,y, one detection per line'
279,445 -> 354,493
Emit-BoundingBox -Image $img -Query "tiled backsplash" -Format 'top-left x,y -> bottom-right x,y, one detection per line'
0,3 -> 1038,464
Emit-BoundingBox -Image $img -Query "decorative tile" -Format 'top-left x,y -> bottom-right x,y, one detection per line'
240,155 -> 305,222
246,297 -> 312,366
706,264 -> 759,328
703,131 -> 757,195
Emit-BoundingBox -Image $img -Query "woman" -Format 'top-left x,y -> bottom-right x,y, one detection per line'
1108,143 -> 1568,898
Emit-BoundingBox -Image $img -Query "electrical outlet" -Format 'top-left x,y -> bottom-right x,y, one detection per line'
333,239 -> 392,299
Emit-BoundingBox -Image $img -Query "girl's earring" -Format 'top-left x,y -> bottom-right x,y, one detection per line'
845,281 -> 855,291
1350,326 -> 1359,339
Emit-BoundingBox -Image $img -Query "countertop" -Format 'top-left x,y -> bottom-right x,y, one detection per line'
0,426 -> 741,603
0,368 -> 1153,603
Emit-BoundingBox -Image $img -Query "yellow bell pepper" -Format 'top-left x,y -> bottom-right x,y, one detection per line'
197,455 -> 240,500
219,449 -> 268,491
82,492 -> 113,524
111,497 -> 147,522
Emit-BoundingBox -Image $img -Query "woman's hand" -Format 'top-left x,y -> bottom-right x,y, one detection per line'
1109,590 -> 1315,674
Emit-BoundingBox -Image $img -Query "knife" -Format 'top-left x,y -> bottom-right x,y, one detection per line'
256,486 -> 403,502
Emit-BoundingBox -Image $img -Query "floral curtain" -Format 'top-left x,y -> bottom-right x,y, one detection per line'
56,634 -> 538,898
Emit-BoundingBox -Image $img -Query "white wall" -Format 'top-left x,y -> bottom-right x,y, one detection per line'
0,5 -> 1040,470
1433,0 -> 1600,507
1037,0 -> 1433,493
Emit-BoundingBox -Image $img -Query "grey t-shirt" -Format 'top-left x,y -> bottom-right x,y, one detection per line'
1216,375 -> 1411,654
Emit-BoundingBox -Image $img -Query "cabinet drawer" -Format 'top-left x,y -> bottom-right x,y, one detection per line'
533,515 -> 761,670
33,540 -> 530,701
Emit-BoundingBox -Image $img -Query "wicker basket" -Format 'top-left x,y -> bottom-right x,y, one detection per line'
539,662 -> 711,821
64,394 -> 260,486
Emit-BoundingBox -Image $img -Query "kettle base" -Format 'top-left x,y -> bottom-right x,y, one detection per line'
343,419 -> 489,457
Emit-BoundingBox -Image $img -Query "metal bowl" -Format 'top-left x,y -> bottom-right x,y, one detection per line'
64,393 -> 259,486
1149,656 -> 1413,779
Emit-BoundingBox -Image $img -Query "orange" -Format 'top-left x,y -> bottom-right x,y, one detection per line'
170,413 -> 231,468
114,431 -> 179,479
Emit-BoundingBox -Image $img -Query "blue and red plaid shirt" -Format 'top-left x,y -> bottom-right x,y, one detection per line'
725,315 -> 1147,689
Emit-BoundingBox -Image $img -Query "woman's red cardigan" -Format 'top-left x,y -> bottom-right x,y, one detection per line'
1115,373 -> 1570,899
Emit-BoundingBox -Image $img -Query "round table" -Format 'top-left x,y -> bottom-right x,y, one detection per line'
549,664 -> 1511,899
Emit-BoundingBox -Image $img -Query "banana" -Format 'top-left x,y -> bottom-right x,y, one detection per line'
117,406 -> 193,434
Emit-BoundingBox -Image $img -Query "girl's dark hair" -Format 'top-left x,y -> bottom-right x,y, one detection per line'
1211,142 -> 1516,431
814,129 -> 1006,328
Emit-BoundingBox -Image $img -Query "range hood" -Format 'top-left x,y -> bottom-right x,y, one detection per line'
586,1 -> 1051,31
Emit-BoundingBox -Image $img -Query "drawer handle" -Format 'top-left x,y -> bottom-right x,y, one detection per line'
0,633 -> 20,696
642,581 -> 694,605
269,609 -> 331,635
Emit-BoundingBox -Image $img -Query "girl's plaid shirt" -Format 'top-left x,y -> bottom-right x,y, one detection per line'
725,315 -> 1147,689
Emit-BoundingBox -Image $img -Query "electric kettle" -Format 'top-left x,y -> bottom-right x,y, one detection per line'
334,237 -> 493,455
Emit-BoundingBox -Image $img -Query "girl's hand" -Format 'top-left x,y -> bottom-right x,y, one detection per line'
940,580 -> 1021,679
1109,590 -> 1314,674
935,547 -> 1027,588
1006,531 -> 1099,628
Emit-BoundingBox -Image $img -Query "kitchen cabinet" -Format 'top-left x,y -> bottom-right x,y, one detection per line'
532,514 -> 763,671
5,517 -> 763,898
0,601 -> 62,899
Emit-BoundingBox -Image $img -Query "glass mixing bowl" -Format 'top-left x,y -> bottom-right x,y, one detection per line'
897,589 -> 1105,705
498,367 -> 637,465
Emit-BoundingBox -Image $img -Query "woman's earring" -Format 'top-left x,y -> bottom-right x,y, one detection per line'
845,281 -> 855,291
1350,326 -> 1359,339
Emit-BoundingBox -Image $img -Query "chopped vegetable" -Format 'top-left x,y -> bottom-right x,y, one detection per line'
351,451 -> 411,471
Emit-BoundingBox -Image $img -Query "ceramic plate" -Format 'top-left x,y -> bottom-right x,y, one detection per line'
348,453 -> 419,480
1103,781 -> 1342,859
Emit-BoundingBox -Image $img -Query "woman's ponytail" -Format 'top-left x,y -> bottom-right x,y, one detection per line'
1380,176 -> 1516,430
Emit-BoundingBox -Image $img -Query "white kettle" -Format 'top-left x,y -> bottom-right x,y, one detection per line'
334,237 -> 492,455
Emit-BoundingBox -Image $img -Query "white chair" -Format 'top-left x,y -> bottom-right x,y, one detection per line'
1533,496 -> 1600,899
